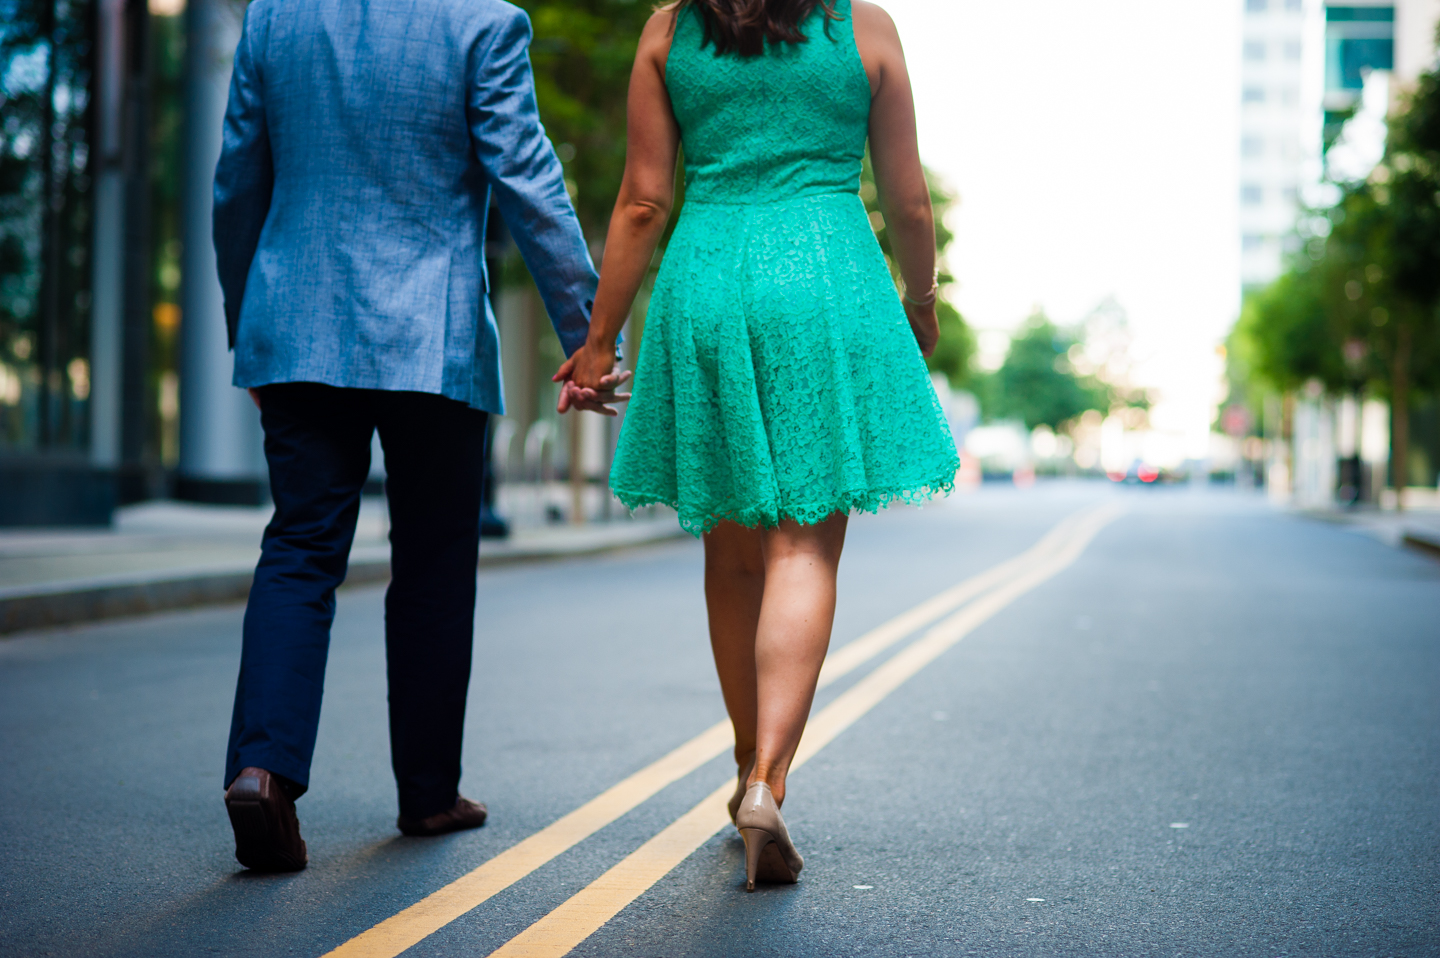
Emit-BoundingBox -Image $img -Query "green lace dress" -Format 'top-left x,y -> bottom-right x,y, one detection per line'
609,0 -> 959,536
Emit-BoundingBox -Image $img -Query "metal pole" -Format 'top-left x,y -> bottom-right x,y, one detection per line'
88,0 -> 126,469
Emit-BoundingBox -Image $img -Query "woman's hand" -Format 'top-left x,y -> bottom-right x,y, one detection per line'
553,346 -> 633,416
564,341 -> 616,392
904,300 -> 939,358
546,10 -> 676,419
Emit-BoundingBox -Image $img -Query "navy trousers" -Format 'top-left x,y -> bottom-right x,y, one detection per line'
225,383 -> 488,819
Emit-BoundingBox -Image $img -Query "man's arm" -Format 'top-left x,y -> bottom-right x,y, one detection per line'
213,4 -> 273,351
466,9 -> 598,357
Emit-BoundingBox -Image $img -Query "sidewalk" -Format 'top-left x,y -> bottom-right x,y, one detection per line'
0,500 -> 684,635
1300,503 -> 1440,560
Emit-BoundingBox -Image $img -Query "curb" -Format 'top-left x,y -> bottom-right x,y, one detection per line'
0,522 -> 685,637
0,557 -> 392,637
1401,530 -> 1440,561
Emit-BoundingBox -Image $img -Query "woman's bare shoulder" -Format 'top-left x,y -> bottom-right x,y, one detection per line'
850,0 -> 903,92
644,5 -> 681,41
850,0 -> 901,43
637,5 -> 680,63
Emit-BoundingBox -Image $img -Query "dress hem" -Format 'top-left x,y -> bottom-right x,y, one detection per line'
613,466 -> 960,538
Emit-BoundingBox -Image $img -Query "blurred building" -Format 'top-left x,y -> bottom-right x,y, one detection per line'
2,0 -> 139,524
1323,4 -> 1396,136
1237,0 -> 1439,290
1238,0 -> 1322,292
1321,1 -> 1440,130
0,0 -> 266,526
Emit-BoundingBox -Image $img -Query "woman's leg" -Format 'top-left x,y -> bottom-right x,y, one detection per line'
751,514 -> 848,805
703,522 -> 767,767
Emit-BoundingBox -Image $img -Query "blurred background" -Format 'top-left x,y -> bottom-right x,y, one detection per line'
0,0 -> 1436,528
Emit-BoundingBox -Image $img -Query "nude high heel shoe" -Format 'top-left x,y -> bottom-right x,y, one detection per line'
727,752 -> 756,824
734,781 -> 803,891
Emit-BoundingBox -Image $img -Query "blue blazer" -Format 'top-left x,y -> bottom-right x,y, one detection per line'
213,0 -> 598,415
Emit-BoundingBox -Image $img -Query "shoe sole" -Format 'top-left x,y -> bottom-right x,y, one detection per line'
227,798 -> 307,872
396,812 -> 488,837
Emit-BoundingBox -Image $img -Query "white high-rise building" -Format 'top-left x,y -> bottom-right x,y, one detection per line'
1238,0 -> 1325,292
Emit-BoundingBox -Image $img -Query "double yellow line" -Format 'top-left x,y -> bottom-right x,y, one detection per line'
326,502 -> 1123,958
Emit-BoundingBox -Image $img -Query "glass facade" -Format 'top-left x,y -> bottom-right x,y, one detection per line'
0,0 -> 95,457
1323,5 -> 1394,151
1325,6 -> 1395,93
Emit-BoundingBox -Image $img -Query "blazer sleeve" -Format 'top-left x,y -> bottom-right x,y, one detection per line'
466,9 -> 599,357
212,4 -> 273,351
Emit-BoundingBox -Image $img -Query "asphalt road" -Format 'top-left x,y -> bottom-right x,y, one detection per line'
1,482 -> 1436,958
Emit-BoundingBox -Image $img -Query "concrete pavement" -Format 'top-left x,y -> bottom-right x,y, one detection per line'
1300,503 -> 1440,560
0,482 -> 1435,957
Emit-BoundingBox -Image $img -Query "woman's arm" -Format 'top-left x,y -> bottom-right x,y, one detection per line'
852,1 -> 939,357
555,9 -> 681,401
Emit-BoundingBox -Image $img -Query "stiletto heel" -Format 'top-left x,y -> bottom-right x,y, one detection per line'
733,781 -> 802,890
728,751 -> 756,824
739,827 -> 770,892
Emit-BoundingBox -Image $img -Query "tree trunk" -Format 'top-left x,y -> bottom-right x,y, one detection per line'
1391,323 -> 1411,512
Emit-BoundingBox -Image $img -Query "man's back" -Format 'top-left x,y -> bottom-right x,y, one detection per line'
214,0 -> 610,874
214,0 -> 596,414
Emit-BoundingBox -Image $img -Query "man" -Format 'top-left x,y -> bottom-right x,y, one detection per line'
213,0 -> 623,872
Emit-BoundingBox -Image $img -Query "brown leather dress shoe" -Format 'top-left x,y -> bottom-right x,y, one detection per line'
396,797 -> 488,837
225,767 -> 308,872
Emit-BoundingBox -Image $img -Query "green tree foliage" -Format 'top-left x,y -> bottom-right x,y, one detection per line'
510,0 -> 667,373
514,0 -> 658,240
1384,53 -> 1440,334
926,301 -> 974,387
1231,266 -> 1342,393
981,312 -> 1109,431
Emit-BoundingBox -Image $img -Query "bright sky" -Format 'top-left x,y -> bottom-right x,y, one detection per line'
885,0 -> 1243,454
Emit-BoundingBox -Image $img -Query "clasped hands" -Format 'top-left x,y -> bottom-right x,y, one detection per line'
553,342 -> 632,416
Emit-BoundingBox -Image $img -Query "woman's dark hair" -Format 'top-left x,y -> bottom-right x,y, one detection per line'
672,0 -> 839,57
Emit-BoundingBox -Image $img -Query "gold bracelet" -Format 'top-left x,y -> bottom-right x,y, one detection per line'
902,281 -> 938,307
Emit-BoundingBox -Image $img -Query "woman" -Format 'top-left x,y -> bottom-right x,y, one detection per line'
555,0 -> 958,890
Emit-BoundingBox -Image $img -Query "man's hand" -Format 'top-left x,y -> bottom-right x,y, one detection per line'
556,372 -> 633,416
553,345 -> 632,416
248,388 -> 262,410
